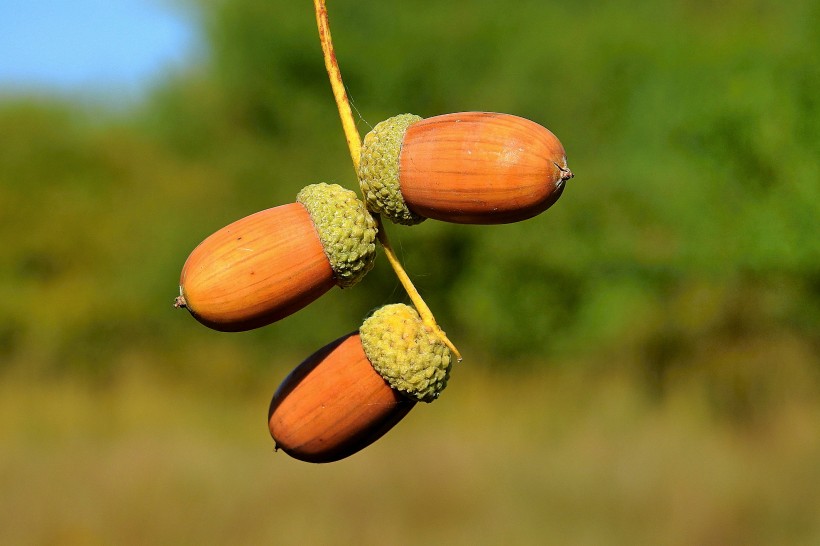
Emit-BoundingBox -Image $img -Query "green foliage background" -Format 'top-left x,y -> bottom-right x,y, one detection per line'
1,0 -> 819,543
3,0 -> 818,382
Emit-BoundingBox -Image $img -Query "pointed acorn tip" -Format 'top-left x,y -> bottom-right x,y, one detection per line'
554,161 -> 574,182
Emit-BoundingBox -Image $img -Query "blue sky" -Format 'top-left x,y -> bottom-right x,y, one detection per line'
0,0 -> 197,94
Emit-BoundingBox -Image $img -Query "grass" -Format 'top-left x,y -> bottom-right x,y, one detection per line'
2,362 -> 819,545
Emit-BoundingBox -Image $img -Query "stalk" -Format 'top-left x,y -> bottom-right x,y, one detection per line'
313,0 -> 462,361
314,0 -> 361,167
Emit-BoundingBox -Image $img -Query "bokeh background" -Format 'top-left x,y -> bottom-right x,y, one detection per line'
2,0 -> 819,544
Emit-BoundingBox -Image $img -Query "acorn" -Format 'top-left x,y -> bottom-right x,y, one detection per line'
268,304 -> 452,463
176,183 -> 377,332
358,112 -> 574,225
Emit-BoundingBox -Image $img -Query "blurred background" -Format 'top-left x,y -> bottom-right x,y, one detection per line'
1,0 -> 819,543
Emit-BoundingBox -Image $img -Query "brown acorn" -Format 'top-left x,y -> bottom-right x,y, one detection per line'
176,183 -> 377,332
358,112 -> 574,225
269,304 -> 452,463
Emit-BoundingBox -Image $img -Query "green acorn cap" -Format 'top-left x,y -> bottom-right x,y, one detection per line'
358,114 -> 426,226
359,304 -> 452,402
297,183 -> 378,288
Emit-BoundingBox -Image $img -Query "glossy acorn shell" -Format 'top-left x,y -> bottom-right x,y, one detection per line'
400,112 -> 571,224
268,333 -> 416,463
178,203 -> 335,332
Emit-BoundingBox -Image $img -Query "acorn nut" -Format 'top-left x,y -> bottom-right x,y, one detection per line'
358,112 -> 573,225
176,183 -> 377,332
268,303 -> 452,463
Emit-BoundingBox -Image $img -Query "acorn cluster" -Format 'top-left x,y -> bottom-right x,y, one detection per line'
175,111 -> 572,463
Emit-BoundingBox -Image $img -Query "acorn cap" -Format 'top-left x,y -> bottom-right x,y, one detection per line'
297,183 -> 378,288
359,304 -> 452,402
358,114 -> 426,226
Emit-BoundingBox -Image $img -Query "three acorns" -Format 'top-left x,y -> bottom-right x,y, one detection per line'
175,112 -> 573,463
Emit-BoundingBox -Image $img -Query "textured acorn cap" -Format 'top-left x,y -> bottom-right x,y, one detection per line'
358,114 -> 425,226
359,304 -> 452,402
297,183 -> 378,288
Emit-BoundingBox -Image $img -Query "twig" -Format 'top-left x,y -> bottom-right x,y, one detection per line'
313,0 -> 462,361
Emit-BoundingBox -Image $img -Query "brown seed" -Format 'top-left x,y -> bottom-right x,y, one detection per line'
178,203 -> 335,332
268,333 -> 416,463
358,112 -> 573,225
176,183 -> 377,332
400,112 -> 573,224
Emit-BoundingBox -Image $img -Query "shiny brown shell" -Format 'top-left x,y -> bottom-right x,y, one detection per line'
399,112 -> 573,224
268,333 -> 416,463
178,203 -> 335,332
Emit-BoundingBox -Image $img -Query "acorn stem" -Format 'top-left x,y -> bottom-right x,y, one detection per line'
314,0 -> 362,169
314,0 -> 462,363
375,216 -> 463,362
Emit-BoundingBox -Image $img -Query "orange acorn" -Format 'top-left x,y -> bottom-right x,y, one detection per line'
176,183 -> 377,332
358,112 -> 573,225
269,304 -> 452,463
